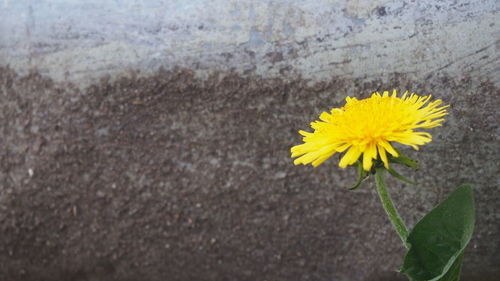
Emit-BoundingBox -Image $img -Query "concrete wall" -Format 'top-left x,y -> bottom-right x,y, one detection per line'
0,1 -> 499,281
1,0 -> 498,87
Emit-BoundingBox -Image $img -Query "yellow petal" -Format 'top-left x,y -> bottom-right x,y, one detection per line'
339,146 -> 362,168
379,140 -> 398,157
377,144 -> 389,169
362,143 -> 377,171
290,90 -> 448,169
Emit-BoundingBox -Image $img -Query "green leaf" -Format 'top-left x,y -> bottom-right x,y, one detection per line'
347,161 -> 369,190
387,167 -> 417,185
400,185 -> 475,281
438,251 -> 464,281
389,148 -> 419,169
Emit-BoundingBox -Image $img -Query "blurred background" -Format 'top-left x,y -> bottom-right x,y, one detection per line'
0,1 -> 499,280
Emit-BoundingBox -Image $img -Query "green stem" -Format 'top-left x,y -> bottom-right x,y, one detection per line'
375,167 -> 409,248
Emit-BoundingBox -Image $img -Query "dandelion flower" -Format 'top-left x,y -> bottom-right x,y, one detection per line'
291,90 -> 448,171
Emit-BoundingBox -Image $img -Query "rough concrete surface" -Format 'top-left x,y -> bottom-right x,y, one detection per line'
1,68 -> 499,281
1,0 -> 498,87
1,0 -> 500,281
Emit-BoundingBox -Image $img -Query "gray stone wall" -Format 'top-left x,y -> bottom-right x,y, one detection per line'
0,1 -> 499,280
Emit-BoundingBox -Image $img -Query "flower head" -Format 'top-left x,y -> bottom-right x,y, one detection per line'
291,90 -> 448,171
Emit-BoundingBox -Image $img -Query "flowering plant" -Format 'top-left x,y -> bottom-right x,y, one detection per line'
291,90 -> 475,281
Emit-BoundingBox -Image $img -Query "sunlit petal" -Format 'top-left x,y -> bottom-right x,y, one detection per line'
291,90 -> 448,171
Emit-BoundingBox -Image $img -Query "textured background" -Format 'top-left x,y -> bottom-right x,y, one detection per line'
0,1 -> 499,280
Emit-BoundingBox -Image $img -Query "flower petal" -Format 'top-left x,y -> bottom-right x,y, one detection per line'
362,143 -> 377,171
290,90 -> 448,170
339,146 -> 362,168
377,144 -> 389,169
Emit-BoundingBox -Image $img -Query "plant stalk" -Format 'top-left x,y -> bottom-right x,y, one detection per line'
375,167 -> 409,248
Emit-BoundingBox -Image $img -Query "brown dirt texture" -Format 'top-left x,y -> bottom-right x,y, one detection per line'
0,66 -> 499,281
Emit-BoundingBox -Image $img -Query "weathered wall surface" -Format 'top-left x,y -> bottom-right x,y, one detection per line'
1,0 -> 498,87
0,1 -> 499,281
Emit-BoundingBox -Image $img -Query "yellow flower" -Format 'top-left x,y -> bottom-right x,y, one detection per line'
291,90 -> 449,171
